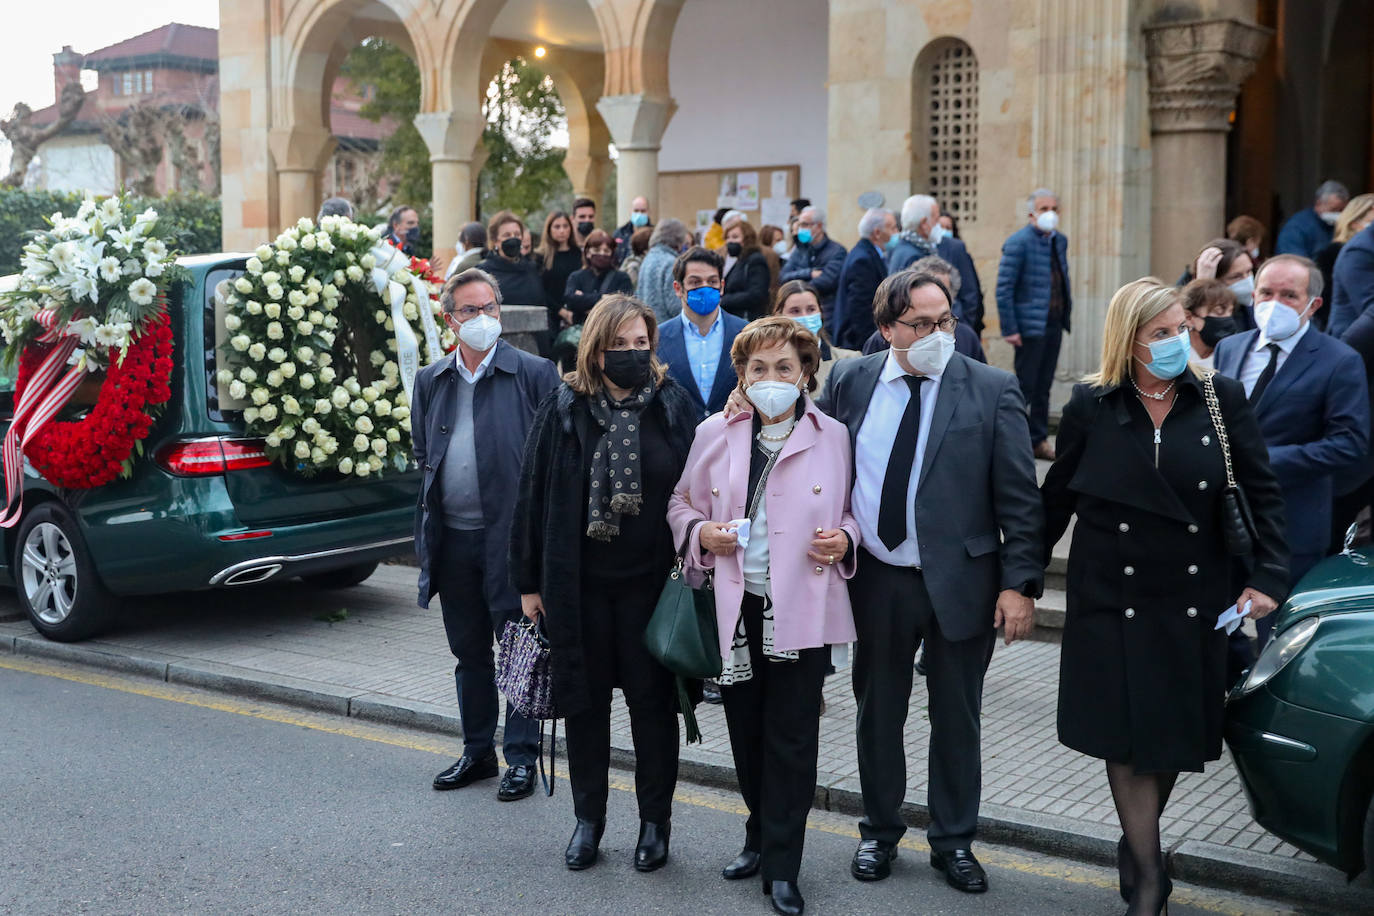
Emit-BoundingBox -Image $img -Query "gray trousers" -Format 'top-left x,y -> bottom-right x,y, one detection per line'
850,552 -> 996,850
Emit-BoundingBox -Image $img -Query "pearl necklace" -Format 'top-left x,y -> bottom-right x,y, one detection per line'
757,417 -> 796,443
1130,376 -> 1175,401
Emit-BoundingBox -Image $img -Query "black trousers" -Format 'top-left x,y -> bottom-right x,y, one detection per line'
565,572 -> 679,824
850,552 -> 996,850
720,594 -> 829,884
437,527 -> 539,766
1013,309 -> 1064,446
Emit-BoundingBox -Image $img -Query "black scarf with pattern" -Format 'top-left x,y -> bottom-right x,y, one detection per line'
585,381 -> 656,541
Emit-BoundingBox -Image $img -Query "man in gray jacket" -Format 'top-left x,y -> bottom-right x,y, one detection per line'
412,268 -> 560,800
819,270 -> 1044,895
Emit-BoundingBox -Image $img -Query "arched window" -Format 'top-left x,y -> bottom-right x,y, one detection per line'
920,40 -> 979,222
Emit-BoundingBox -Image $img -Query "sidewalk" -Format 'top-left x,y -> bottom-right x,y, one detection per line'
1,565 -> 1368,910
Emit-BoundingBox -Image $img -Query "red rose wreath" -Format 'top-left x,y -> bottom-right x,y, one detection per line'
13,311 -> 174,488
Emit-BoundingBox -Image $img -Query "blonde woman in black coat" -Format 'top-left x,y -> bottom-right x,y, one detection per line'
1041,278 -> 1288,915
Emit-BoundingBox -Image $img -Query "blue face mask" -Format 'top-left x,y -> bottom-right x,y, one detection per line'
796,229 -> 813,246
1136,329 -> 1191,380
631,212 -> 649,227
685,285 -> 721,316
790,313 -> 824,336
883,234 -> 899,251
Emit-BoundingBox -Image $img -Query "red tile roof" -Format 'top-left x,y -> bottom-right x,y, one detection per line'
84,23 -> 217,66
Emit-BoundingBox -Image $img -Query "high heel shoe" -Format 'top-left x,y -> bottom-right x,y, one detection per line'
564,818 -> 605,871
762,879 -> 804,915
1116,836 -> 1134,902
1124,864 -> 1171,915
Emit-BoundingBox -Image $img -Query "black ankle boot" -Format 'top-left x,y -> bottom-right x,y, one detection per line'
722,848 -> 761,879
564,818 -> 605,870
762,879 -> 804,915
634,820 -> 670,872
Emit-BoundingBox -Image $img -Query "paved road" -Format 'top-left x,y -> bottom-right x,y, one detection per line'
0,656 -> 1300,916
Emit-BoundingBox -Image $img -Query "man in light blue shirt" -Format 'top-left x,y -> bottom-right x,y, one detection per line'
657,247 -> 747,419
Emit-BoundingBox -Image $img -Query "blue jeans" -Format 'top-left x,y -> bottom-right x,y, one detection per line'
1013,311 -> 1064,446
437,527 -> 539,766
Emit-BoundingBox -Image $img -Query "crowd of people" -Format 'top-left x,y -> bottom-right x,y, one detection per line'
375,172 -> 1374,916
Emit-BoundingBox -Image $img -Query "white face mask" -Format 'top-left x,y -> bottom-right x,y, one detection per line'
927,223 -> 947,246
1228,274 -> 1254,307
747,380 -> 802,419
1319,210 -> 1340,226
1249,247 -> 1260,260
1035,210 -> 1059,233
773,240 -> 789,256
1254,298 -> 1311,342
457,313 -> 502,352
892,329 -> 956,376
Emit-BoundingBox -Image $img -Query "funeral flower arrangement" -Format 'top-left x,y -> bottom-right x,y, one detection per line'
216,215 -> 453,478
0,194 -> 179,515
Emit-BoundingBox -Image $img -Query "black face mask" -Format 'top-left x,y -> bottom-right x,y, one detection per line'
576,220 -> 596,237
1200,315 -> 1237,348
404,225 -> 421,244
602,348 -> 652,390
726,241 -> 743,257
500,236 -> 523,259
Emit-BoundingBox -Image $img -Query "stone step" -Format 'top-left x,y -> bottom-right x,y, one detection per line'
1034,586 -> 1066,631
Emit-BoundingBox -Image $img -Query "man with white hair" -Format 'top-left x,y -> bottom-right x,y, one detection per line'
833,207 -> 897,349
890,195 -> 985,332
996,187 -> 1071,461
780,205 -> 848,326
1276,180 -> 1350,258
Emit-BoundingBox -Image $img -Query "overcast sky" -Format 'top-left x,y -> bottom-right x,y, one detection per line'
1,0 -> 219,170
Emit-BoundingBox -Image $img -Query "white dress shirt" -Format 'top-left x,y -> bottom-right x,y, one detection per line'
850,352 -> 944,568
456,342 -> 498,384
1239,320 -> 1310,398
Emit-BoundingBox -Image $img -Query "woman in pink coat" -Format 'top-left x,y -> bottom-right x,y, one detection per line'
667,315 -> 858,916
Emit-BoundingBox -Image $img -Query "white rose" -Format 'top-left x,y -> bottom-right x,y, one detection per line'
347,265 -> 365,282
298,373 -> 315,390
217,369 -> 234,385
246,257 -> 264,275
239,367 -> 257,383
248,343 -> 267,361
350,399 -> 368,415
267,284 -> 284,301
323,315 -> 339,329
265,433 -> 282,448
361,254 -> 376,270
382,361 -> 399,378
251,388 -> 271,406
386,428 -> 401,443
288,290 -> 307,308
268,347 -> 286,363
354,434 -> 369,452
280,362 -> 296,378
294,440 -> 311,459
323,437 -> 338,455
267,370 -> 284,387
314,399 -> 332,415
276,235 -> 296,252
391,406 -> 410,421
297,217 -> 314,231
228,380 -> 247,400
264,303 -> 281,319
361,387 -> 379,403
308,311 -> 324,324
338,457 -> 354,475
400,418 -> 411,433
296,321 -> 314,335
275,251 -> 290,266
229,334 -> 251,352
278,425 -> 296,439
244,407 -> 260,423
319,330 -> 336,346
373,400 -> 391,418
318,353 -> 333,367
371,438 -> 388,457
296,346 -> 314,362
287,305 -> 305,321
302,418 -> 320,435
355,416 -> 374,434
234,277 -> 253,294
373,310 -> 387,325
300,233 -> 317,250
367,455 -> 383,472
255,245 -> 272,261
259,403 -> 279,422
246,300 -> 263,315
262,271 -> 281,285
317,234 -> 334,253
318,366 -> 336,383
356,463 -> 371,478
369,350 -> 385,367
311,447 -> 326,464
266,322 -> 283,340
383,319 -> 394,331
330,388 -> 351,408
306,278 -> 323,294
224,314 -> 242,331
333,270 -> 346,286
288,266 -> 306,283
283,396 -> 301,414
345,378 -> 361,396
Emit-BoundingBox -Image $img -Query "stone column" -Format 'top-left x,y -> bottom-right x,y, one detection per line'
595,94 -> 674,221
1144,18 -> 1271,279
268,126 -> 336,231
414,111 -> 484,257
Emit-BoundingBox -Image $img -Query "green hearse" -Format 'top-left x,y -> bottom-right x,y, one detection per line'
0,254 -> 417,641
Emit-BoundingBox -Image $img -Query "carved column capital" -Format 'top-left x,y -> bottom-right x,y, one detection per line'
1143,18 -> 1272,133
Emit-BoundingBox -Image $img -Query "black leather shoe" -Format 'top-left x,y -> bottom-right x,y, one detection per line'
850,839 -> 897,881
763,879 -> 804,915
432,752 -> 498,790
702,679 -> 723,704
497,764 -> 535,801
564,818 -> 605,870
634,821 -> 670,872
930,848 -> 988,893
722,848 -> 761,880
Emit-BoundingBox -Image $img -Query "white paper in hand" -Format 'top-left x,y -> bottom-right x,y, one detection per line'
1215,600 -> 1251,635
728,518 -> 751,548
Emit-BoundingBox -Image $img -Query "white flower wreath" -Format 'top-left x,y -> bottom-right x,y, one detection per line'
218,215 -> 457,477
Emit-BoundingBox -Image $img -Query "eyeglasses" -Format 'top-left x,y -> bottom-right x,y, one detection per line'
894,315 -> 958,337
452,302 -> 499,320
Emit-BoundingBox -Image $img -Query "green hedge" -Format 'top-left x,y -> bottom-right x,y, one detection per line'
0,189 -> 222,275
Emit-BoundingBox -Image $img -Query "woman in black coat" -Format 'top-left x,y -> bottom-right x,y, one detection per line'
563,229 -> 635,326
539,210 -> 583,331
511,294 -> 698,874
1042,278 -> 1287,916
719,219 -> 771,320
477,210 -> 544,307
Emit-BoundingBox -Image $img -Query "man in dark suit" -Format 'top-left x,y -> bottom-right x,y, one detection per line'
889,194 -> 985,332
657,246 -> 747,420
779,206 -> 847,326
1215,254 -> 1369,638
862,255 -> 986,364
832,207 -> 896,350
820,269 -> 1044,894
1275,180 -> 1348,258
1329,222 -> 1374,545
412,268 -> 560,800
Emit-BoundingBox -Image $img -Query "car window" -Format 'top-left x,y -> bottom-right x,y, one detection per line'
205,266 -> 247,422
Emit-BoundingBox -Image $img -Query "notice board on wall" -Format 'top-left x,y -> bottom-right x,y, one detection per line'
657,164 -> 800,240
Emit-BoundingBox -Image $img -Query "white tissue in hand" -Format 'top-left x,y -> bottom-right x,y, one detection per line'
1215,600 -> 1251,635
728,518 -> 751,548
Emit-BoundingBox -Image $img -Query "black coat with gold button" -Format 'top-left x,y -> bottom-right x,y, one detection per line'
1042,370 -> 1288,773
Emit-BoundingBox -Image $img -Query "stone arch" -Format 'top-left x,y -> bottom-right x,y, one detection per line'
911,37 -> 981,224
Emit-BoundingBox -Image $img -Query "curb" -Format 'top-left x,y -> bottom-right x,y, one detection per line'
4,633 -> 1371,910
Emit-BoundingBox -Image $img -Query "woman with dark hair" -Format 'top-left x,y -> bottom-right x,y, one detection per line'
1178,239 -> 1255,331
1179,278 -> 1237,369
720,219 -> 771,320
563,229 -> 635,327
477,210 -> 543,307
539,210 -> 581,329
772,279 -> 858,389
622,226 -> 654,287
512,295 -> 699,873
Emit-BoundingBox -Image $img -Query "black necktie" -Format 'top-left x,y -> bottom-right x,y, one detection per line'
878,375 -> 928,551
1248,343 -> 1281,405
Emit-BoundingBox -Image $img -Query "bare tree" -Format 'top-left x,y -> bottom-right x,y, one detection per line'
164,110 -> 203,193
0,82 -> 86,188
203,116 -> 221,196
101,102 -> 167,196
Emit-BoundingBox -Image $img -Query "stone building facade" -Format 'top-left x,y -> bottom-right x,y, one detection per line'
217,0 -> 1373,383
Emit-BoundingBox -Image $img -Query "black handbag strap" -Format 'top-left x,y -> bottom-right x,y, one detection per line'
539,719 -> 556,797
1200,371 -> 1238,489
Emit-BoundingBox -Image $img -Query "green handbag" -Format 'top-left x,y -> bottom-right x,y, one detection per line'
644,555 -> 721,743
